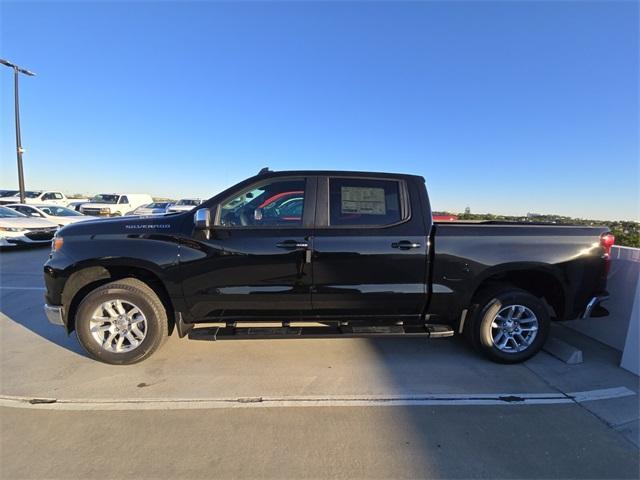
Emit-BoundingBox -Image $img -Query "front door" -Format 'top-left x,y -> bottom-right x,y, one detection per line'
310,175 -> 429,319
180,176 -> 315,321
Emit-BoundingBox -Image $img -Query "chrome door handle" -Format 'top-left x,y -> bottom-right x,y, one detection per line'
276,240 -> 309,249
391,240 -> 421,250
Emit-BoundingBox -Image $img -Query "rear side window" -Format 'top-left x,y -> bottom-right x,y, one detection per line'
329,178 -> 404,226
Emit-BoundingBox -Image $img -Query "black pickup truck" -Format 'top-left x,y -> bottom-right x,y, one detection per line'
43,169 -> 614,364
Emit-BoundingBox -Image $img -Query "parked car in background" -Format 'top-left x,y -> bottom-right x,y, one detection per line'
67,201 -> 89,212
6,204 -> 96,227
0,190 -> 18,198
167,198 -> 202,213
80,193 -> 153,217
0,205 -> 58,248
129,202 -> 171,216
0,190 -> 69,206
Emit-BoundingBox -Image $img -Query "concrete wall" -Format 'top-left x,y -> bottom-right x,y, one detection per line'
621,278 -> 639,375
567,246 -> 640,375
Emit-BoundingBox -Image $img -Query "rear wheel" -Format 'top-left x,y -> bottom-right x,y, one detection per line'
75,278 -> 168,365
466,287 -> 550,363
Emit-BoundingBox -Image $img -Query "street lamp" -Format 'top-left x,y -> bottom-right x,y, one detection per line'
0,58 -> 36,204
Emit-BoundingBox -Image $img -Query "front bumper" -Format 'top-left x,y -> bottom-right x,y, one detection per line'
0,231 -> 56,247
44,304 -> 65,326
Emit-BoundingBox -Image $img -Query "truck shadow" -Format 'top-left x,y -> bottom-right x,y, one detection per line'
0,293 -> 87,357
0,247 -> 87,357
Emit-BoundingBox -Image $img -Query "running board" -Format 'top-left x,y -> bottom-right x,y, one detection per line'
187,324 -> 455,341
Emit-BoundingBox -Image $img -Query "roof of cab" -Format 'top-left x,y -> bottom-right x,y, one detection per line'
255,167 -> 424,181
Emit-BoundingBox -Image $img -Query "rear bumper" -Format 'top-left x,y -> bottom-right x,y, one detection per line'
581,294 -> 610,319
44,304 -> 65,326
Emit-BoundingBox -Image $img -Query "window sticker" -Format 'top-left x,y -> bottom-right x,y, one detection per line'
341,186 -> 386,215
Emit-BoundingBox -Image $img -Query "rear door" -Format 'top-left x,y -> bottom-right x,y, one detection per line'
311,175 -> 429,318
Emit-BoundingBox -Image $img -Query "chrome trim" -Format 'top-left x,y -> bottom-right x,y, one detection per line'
44,304 -> 64,326
458,308 -> 468,334
581,295 -> 610,319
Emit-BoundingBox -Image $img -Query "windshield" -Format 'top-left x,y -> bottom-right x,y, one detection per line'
147,202 -> 169,209
177,199 -> 199,206
0,206 -> 26,218
25,191 -> 43,198
0,190 -> 18,197
39,206 -> 83,217
92,194 -> 119,204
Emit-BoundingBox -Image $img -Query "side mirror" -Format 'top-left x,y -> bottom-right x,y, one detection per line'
194,209 -> 211,229
194,209 -> 211,240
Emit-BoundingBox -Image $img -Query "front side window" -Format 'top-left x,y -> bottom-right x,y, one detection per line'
41,206 -> 82,217
119,196 -> 129,204
329,178 -> 403,226
177,199 -> 200,206
15,206 -> 42,217
0,206 -> 25,218
93,194 -> 119,204
218,179 -> 306,227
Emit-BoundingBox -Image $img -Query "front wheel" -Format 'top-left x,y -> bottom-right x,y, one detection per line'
75,278 -> 169,365
466,287 -> 550,363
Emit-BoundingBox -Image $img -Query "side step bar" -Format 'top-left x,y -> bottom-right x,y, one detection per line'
188,324 -> 455,341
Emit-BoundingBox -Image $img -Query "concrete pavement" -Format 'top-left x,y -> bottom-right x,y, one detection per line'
1,247 -> 638,478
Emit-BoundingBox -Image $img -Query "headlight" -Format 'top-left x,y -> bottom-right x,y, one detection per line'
0,226 -> 26,232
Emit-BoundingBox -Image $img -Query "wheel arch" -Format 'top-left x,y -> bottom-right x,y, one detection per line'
464,264 -> 568,328
63,263 -> 175,334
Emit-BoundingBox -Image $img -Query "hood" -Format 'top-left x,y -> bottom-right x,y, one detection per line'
0,196 -> 39,205
0,216 -> 58,229
55,216 -> 98,225
168,204 -> 195,212
57,212 -> 185,237
135,207 -> 167,214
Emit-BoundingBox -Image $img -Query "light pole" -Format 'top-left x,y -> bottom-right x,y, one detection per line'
0,58 -> 36,204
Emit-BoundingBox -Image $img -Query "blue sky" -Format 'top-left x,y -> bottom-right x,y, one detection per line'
1,0 -> 638,220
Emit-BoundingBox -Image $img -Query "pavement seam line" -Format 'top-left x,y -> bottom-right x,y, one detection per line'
0,387 -> 634,411
524,357 -> 640,450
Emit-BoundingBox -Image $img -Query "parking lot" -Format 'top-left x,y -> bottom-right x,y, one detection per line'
1,246 -> 639,479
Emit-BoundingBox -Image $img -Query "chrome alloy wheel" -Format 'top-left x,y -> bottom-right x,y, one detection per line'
491,305 -> 539,353
89,300 -> 147,353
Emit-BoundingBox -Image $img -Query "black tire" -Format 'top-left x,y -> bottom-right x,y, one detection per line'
465,287 -> 550,363
75,278 -> 169,365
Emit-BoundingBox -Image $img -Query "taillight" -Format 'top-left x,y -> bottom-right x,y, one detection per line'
601,233 -> 615,277
600,233 -> 615,258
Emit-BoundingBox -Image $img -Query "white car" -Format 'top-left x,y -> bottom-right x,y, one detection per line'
6,204 -> 97,227
80,193 -> 153,217
167,198 -> 202,213
0,190 -> 68,206
130,202 -> 171,216
0,206 -> 58,248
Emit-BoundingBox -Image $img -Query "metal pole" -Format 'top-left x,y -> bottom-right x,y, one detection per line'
13,67 -> 26,204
